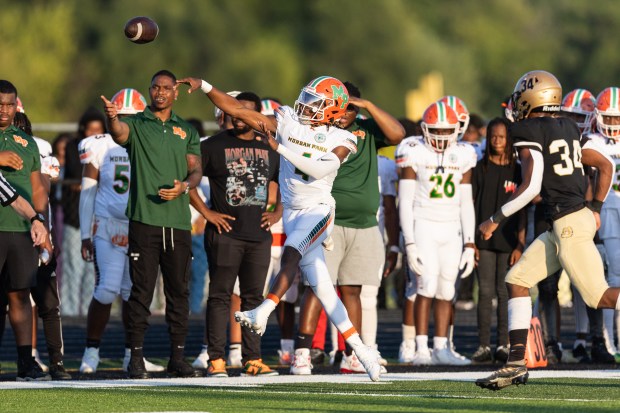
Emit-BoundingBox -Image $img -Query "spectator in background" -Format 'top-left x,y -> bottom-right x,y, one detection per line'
471,117 -> 525,364
0,79 -> 52,381
189,91 -> 281,378
60,107 -> 106,316
101,69 -> 202,379
186,117 -> 211,315
50,132 -> 72,276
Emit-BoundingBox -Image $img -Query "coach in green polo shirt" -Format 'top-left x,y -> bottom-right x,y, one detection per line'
102,70 -> 202,379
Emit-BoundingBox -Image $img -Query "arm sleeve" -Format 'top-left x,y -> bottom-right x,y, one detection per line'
460,183 -> 475,244
500,150 -> 543,218
398,179 -> 417,246
582,138 -> 614,202
276,145 -> 341,180
79,177 -> 98,240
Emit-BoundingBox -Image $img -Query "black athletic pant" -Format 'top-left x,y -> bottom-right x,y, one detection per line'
476,250 -> 510,347
126,221 -> 192,355
205,227 -> 271,361
30,254 -> 64,364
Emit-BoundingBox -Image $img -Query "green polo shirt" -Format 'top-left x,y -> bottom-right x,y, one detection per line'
0,125 -> 41,232
332,118 -> 388,228
121,107 -> 200,230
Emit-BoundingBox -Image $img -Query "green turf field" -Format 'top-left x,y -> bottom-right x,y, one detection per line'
1,378 -> 619,413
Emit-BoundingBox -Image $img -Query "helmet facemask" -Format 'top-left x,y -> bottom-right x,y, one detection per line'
422,123 -> 459,153
294,88 -> 335,125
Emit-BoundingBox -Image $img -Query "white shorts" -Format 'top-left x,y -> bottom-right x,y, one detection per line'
414,218 -> 462,300
93,216 -> 131,303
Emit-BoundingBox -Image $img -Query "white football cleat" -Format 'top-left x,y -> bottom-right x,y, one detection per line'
234,307 -> 269,336
290,348 -> 313,375
192,346 -> 210,369
411,348 -> 433,366
431,347 -> 471,366
80,347 -> 100,374
352,345 -> 382,382
398,339 -> 416,363
122,348 -> 165,372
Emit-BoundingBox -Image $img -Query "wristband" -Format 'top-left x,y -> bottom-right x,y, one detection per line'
490,209 -> 507,224
589,199 -> 604,214
201,80 -> 213,94
388,245 -> 400,254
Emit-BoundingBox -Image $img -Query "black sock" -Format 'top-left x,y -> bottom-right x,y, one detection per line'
507,329 -> 528,363
17,345 -> 32,361
295,334 -> 313,350
86,339 -> 101,349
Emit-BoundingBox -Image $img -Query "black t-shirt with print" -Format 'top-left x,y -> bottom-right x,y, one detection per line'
201,130 -> 279,242
473,159 -> 522,252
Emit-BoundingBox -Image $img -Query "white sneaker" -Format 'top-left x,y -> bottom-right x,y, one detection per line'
227,345 -> 243,368
352,346 -> 382,382
278,350 -> 292,365
449,345 -> 472,365
411,348 -> 432,366
192,346 -> 210,369
340,353 -> 366,374
398,339 -> 416,363
431,347 -> 471,366
33,349 -> 49,373
80,347 -> 100,374
290,348 -> 312,375
234,307 -> 269,336
122,349 -> 165,372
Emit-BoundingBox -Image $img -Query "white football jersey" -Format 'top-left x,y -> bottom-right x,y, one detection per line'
588,133 -> 620,210
377,155 -> 397,235
79,134 -> 130,221
34,136 -> 60,179
275,106 -> 357,209
395,137 -> 476,221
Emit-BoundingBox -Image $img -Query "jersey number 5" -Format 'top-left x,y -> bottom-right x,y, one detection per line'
113,164 -> 130,194
549,139 -> 583,176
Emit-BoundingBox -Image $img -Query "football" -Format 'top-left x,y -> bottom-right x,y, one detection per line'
124,16 -> 159,44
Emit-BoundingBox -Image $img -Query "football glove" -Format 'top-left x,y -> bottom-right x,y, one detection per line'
458,247 -> 475,279
405,243 -> 424,275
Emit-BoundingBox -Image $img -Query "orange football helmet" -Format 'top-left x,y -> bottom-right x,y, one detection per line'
438,95 -> 469,136
595,87 -> 620,140
561,89 -> 596,134
261,99 -> 282,117
111,88 -> 147,115
421,102 -> 460,152
294,76 -> 349,125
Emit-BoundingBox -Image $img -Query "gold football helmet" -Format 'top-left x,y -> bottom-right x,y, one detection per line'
511,70 -> 562,121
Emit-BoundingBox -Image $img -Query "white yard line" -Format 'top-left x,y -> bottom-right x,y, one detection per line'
0,370 -> 618,390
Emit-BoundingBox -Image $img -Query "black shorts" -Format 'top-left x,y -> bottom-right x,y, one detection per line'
0,231 -> 38,291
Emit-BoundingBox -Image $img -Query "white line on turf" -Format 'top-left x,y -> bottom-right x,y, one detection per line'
0,370 -> 618,390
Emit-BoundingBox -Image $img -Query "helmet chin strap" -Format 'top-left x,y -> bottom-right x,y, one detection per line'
435,151 -> 445,174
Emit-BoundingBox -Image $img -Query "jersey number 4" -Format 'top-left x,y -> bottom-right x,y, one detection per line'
430,173 -> 455,198
549,139 -> 583,176
294,152 -> 312,181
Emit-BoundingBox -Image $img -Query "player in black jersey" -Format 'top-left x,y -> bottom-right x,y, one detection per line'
476,70 -> 620,391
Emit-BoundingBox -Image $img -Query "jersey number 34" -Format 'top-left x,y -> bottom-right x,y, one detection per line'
550,139 -> 583,176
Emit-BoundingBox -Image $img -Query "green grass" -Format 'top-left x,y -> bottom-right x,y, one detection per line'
1,379 -> 619,413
